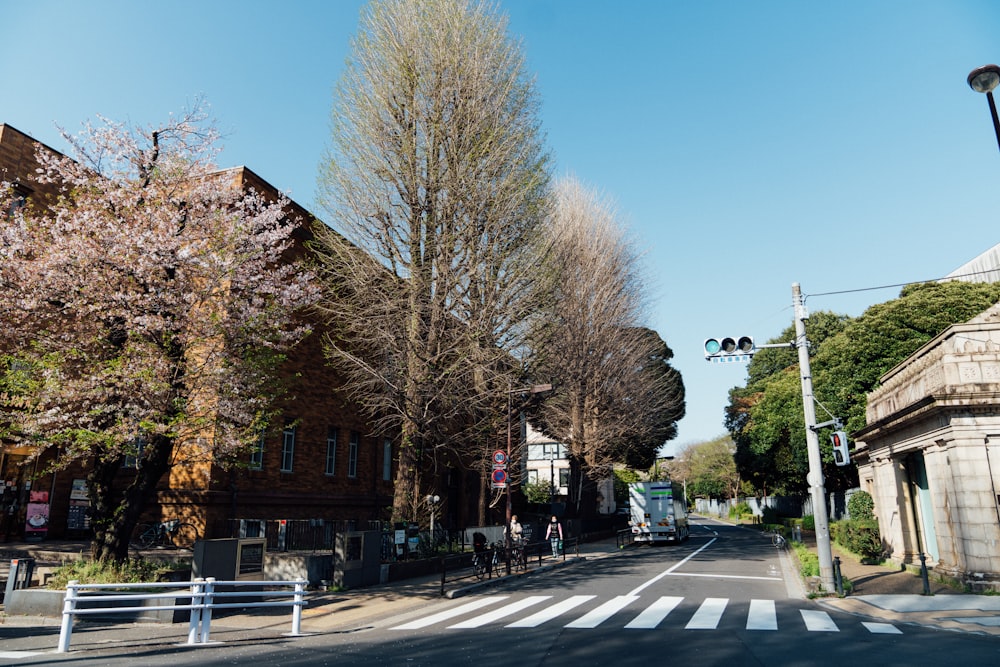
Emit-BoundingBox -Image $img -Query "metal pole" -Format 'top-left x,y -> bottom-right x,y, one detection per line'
505,385 -> 512,574
987,91 -> 1000,154
793,283 -> 836,592
57,580 -> 78,653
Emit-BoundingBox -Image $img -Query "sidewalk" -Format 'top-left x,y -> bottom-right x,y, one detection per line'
813,539 -> 1000,636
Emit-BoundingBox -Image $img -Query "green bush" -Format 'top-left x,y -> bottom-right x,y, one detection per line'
792,541 -> 818,578
847,490 -> 875,520
837,518 -> 883,562
801,514 -> 815,531
46,558 -> 181,590
729,502 -> 751,519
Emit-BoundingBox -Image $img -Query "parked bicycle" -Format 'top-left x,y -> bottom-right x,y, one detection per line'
132,519 -> 199,549
509,541 -> 527,572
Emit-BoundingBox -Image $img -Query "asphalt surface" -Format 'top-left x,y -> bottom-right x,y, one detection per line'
1,517 -> 999,662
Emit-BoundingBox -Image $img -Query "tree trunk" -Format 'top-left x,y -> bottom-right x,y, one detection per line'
88,434 -> 174,562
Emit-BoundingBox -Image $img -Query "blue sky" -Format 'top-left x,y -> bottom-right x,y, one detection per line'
4,0 -> 1000,451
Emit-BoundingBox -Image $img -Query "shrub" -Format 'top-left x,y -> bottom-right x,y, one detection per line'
47,558 -> 180,590
847,490 -> 875,520
792,541 -> 818,578
801,514 -> 815,531
729,501 -> 751,519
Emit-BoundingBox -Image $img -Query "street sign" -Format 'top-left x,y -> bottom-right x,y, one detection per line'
491,468 -> 507,484
492,450 -> 507,465
708,354 -> 752,364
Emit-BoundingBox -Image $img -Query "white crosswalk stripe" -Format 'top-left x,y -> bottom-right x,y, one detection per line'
624,595 -> 683,629
800,609 -> 840,632
506,595 -> 596,628
746,599 -> 778,631
565,595 -> 639,628
389,595 -> 901,635
448,596 -> 551,629
685,597 -> 728,629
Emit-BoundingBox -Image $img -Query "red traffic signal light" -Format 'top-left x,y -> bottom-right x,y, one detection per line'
831,430 -> 850,466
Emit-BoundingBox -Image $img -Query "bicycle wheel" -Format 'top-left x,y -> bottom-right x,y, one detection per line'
170,522 -> 199,549
512,547 -> 525,572
134,524 -> 158,549
473,555 -> 488,580
492,552 -> 504,578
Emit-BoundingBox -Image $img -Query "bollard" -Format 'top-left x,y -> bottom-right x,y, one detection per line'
290,580 -> 306,636
200,578 -> 217,643
833,556 -> 844,596
56,580 -> 79,653
919,552 -> 932,596
187,579 -> 205,645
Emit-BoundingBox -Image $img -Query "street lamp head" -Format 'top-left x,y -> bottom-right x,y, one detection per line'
968,64 -> 1000,94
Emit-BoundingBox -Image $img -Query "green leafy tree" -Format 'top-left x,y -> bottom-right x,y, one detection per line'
728,281 -> 1000,494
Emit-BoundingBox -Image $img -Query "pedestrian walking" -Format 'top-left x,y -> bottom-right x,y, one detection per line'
544,514 -> 563,557
505,514 -> 524,546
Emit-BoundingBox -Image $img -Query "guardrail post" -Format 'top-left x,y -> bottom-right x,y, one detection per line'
188,579 -> 205,645
200,578 -> 216,643
57,580 -> 79,653
290,580 -> 305,636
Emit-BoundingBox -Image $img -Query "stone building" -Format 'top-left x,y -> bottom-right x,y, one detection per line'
0,123 -> 397,542
854,303 -> 1000,592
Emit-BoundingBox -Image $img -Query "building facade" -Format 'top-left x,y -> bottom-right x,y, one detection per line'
854,303 -> 1000,592
0,123 -> 396,542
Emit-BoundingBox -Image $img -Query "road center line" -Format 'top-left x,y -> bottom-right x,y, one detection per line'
627,537 -> 717,596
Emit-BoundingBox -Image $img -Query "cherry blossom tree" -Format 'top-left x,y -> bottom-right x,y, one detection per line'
0,106 -> 317,561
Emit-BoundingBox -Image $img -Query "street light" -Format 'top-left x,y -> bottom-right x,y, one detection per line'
967,64 -> 1000,153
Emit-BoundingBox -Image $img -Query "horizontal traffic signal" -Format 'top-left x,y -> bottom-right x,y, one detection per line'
704,336 -> 754,360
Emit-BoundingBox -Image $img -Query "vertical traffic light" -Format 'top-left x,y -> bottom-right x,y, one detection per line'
831,431 -> 850,466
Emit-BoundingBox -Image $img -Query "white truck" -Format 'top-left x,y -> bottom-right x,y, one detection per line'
629,481 -> 689,543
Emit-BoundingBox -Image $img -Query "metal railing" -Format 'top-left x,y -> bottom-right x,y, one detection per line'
437,536 -> 579,595
57,578 -> 307,653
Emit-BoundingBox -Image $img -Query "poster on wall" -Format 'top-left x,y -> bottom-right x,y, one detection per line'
67,479 -> 91,532
25,490 -> 50,540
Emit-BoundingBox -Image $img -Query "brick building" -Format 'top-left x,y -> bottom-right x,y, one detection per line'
0,123 -> 396,542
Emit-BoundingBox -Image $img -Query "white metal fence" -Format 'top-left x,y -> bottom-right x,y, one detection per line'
57,577 -> 307,653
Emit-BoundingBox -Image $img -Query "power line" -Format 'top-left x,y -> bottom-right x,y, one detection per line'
806,268 -> 1000,300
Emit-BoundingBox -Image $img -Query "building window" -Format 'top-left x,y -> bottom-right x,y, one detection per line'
559,468 -> 570,489
4,184 -> 29,218
250,432 -> 264,470
123,436 -> 145,469
281,425 -> 296,472
528,469 -> 539,484
326,428 -> 338,476
348,431 -> 359,479
382,438 -> 392,481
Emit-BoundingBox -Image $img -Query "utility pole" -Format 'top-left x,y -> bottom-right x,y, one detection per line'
793,282 -> 836,592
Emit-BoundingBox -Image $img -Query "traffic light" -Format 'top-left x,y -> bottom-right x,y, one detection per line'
831,430 -> 850,466
704,336 -> 754,361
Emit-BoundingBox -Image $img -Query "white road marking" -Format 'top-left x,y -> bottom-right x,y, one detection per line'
800,609 -> 840,632
862,622 -> 903,634
507,595 -> 596,628
390,597 -> 507,630
624,595 -> 683,629
448,596 -> 551,628
747,599 -> 778,630
686,597 -> 728,629
627,537 -> 718,596
564,595 -> 638,628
